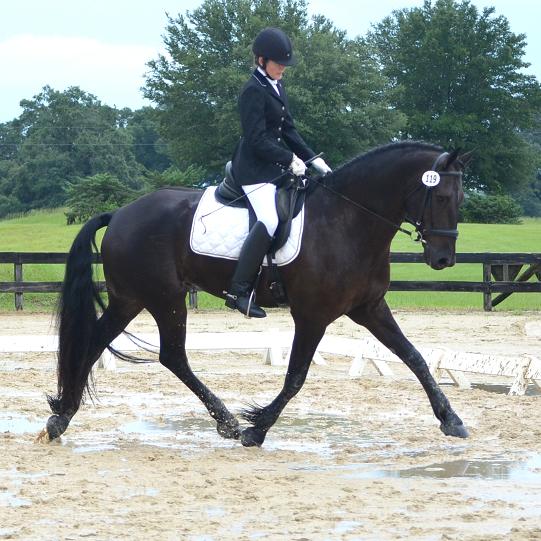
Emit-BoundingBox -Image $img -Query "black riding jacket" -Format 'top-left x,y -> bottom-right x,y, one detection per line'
231,69 -> 315,186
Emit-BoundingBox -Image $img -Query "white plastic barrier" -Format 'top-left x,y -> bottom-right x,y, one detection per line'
0,331 -> 539,395
346,338 -> 541,396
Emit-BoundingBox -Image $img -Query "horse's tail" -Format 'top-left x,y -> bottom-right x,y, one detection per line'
47,212 -> 113,416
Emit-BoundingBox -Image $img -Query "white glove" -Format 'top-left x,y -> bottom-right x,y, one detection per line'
290,154 -> 307,176
311,157 -> 332,176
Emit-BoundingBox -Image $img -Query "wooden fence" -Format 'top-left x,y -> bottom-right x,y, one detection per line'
1,252 -> 540,311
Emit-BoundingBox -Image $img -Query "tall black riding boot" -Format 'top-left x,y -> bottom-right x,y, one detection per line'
225,221 -> 273,318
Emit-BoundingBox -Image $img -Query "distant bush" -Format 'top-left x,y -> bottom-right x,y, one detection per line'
514,178 -> 541,217
64,173 -> 140,224
145,164 -> 207,190
0,195 -> 23,219
460,192 -> 522,224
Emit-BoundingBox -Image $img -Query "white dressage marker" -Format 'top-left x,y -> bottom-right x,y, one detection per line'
0,331 -> 539,395
525,320 -> 541,338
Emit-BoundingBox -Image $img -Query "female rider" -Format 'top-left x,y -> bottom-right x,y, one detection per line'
225,27 -> 332,318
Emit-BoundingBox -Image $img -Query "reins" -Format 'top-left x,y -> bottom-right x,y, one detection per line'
311,151 -> 463,245
310,175 -> 415,238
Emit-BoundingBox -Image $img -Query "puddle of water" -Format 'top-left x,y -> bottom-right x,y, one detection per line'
127,488 -> 160,498
62,427 -> 120,454
264,412 -> 376,456
206,506 -> 226,518
0,491 -> 31,508
0,413 -> 43,434
120,417 -> 196,437
72,443 -> 117,454
349,455 -> 541,482
120,416 -> 225,442
333,520 -> 361,535
117,412 -> 371,456
0,470 -> 51,509
67,410 -> 224,454
71,415 -> 237,455
64,411 -> 379,457
120,419 -> 176,438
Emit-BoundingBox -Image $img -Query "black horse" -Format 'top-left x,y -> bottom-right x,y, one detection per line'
44,141 -> 471,447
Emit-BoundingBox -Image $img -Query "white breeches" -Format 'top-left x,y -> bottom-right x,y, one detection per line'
242,183 -> 279,236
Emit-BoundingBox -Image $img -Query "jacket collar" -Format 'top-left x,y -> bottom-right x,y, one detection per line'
251,68 -> 285,104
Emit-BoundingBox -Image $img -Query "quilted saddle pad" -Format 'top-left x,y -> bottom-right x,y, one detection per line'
189,186 -> 304,266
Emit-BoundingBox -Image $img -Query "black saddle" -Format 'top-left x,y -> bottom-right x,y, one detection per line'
215,161 -> 306,252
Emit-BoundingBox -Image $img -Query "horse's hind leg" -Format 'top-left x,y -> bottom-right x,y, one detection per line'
46,298 -> 140,440
348,300 -> 468,438
150,292 -> 240,440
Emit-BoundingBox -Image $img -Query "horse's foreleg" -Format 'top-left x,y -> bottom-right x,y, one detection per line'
152,299 -> 240,440
241,320 -> 327,447
348,300 -> 468,438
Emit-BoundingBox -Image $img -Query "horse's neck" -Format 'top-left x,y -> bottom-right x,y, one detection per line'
329,155 -> 418,223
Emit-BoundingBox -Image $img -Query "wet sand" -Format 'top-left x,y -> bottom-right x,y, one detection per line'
0,309 -> 540,540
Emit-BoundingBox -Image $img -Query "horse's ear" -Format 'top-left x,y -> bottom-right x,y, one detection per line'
458,150 -> 474,168
441,148 -> 473,170
441,148 -> 461,169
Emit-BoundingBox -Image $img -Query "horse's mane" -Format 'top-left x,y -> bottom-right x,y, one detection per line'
328,141 -> 444,180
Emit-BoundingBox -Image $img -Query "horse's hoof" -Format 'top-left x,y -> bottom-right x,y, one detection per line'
216,419 -> 241,440
440,422 -> 469,438
46,414 -> 70,440
241,427 -> 266,447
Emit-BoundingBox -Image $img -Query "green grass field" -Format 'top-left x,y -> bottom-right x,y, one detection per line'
0,209 -> 539,312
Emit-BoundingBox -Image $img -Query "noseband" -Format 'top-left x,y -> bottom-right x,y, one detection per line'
404,152 -> 463,245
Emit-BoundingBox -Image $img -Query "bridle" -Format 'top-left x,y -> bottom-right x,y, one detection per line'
403,152 -> 464,245
311,151 -> 464,246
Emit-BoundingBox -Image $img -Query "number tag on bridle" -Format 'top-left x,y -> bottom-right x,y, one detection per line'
422,170 -> 440,187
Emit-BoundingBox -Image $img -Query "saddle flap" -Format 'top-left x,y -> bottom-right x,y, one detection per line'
272,184 -> 306,251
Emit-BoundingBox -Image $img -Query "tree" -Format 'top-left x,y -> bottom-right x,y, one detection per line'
143,0 -> 404,174
0,86 -> 144,216
517,114 -> 541,216
124,107 -> 173,172
64,173 -> 140,223
368,0 -> 541,194
145,164 -> 208,190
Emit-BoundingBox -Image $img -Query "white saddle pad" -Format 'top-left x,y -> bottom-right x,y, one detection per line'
190,186 -> 304,266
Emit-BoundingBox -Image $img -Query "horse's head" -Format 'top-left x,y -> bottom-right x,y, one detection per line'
405,149 -> 472,270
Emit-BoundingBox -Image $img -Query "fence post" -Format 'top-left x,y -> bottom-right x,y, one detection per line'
188,288 -> 198,309
14,258 -> 23,311
483,262 -> 492,312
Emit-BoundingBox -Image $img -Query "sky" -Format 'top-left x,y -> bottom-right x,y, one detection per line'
0,0 -> 539,123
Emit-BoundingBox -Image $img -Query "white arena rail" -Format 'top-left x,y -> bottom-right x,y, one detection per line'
0,330 -> 539,396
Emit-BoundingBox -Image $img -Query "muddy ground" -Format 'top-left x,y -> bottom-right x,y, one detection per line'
0,309 -> 540,540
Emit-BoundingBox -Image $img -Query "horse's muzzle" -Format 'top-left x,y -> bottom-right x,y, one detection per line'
424,245 -> 456,270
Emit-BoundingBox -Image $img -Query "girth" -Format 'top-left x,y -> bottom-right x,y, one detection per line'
215,162 -> 306,252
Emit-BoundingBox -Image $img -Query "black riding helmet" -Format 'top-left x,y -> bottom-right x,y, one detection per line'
252,27 -> 296,66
